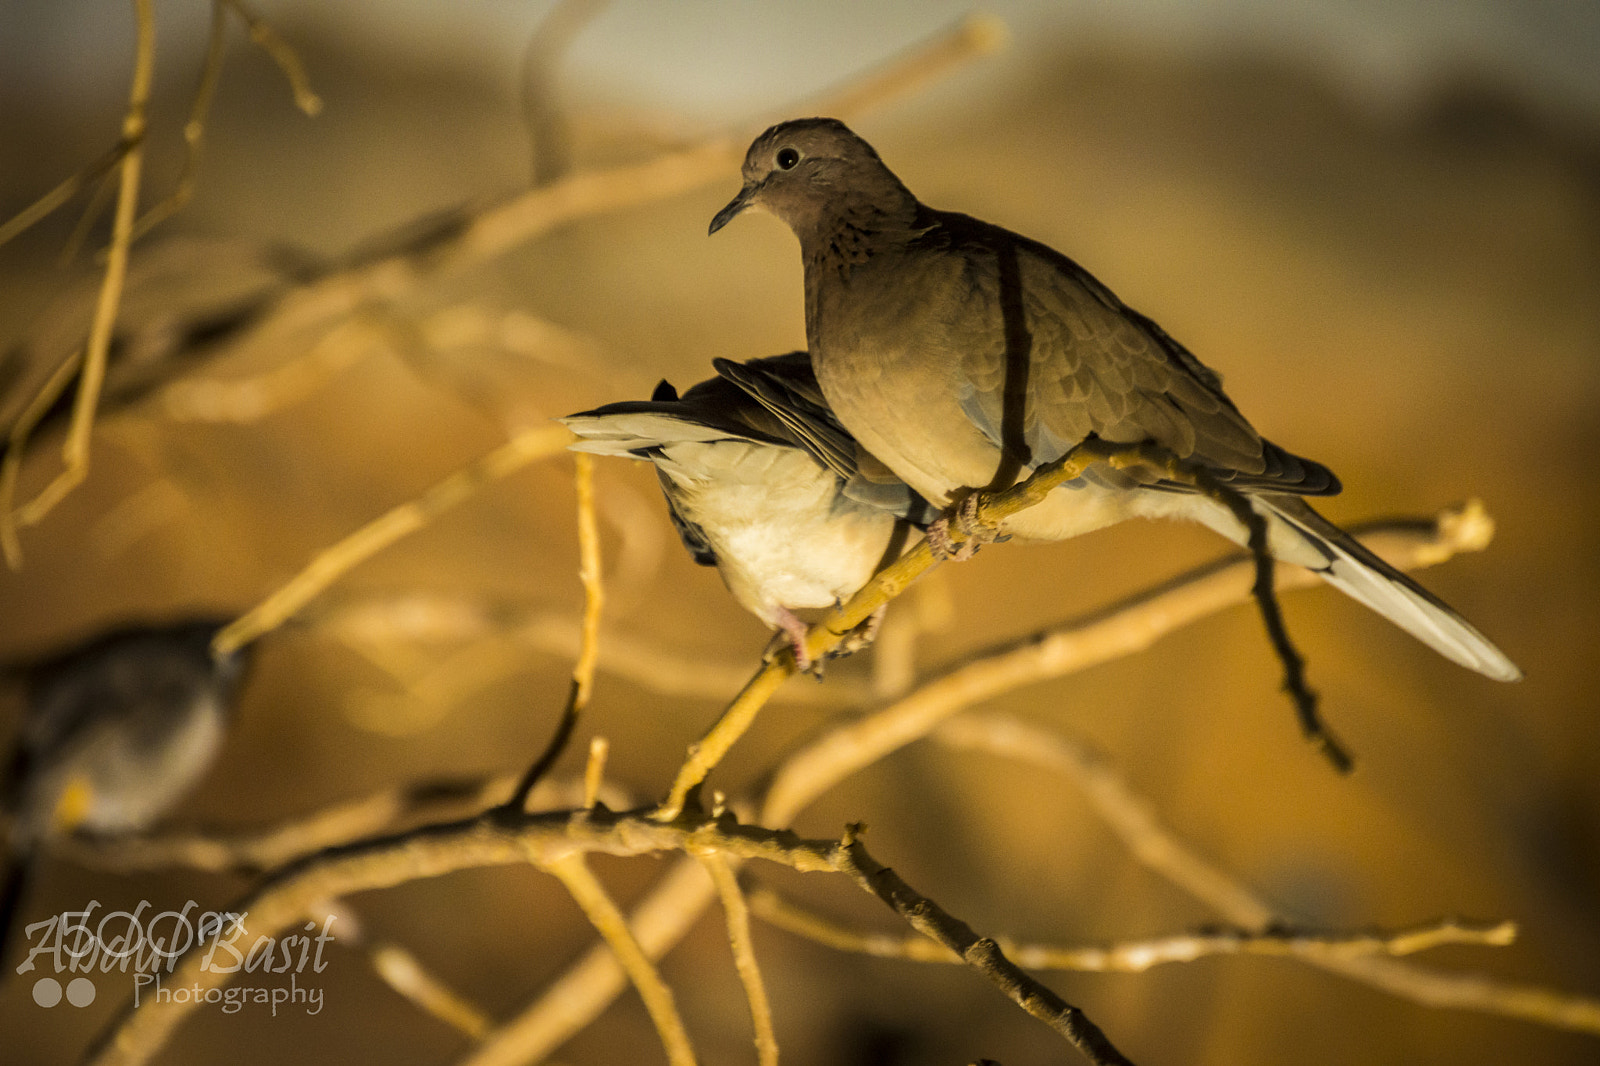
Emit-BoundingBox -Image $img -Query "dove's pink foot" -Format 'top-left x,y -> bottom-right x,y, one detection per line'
770,606 -> 814,673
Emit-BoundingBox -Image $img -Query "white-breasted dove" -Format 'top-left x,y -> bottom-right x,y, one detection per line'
563,352 -> 929,669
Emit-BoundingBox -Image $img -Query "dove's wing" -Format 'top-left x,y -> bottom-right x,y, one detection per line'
935,212 -> 1338,496
717,353 -> 933,522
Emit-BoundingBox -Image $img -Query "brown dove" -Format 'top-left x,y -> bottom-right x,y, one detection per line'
709,118 -> 1520,682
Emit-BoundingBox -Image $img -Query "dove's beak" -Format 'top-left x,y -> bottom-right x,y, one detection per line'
709,184 -> 756,235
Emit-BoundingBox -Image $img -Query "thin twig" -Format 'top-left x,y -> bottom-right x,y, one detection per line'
791,13 -> 1009,119
160,314 -> 380,422
759,505 -> 1496,829
49,773 -> 627,876
368,942 -> 495,1040
324,899 -> 494,1040
701,855 -> 779,1066
88,477 -> 188,560
748,886 -> 1515,971
12,0 -> 156,535
934,713 -> 1600,1036
936,715 -> 1276,928
658,437 -> 1315,819
1308,952 -> 1600,1034
0,144 -> 127,248
836,826 -> 1134,1066
572,453 -> 605,705
1,349 -> 84,568
545,853 -> 698,1066
220,0 -> 323,116
127,1 -> 230,242
324,597 -> 870,707
211,424 -> 574,658
457,858 -> 715,1066
1187,463 -> 1348,770
583,736 -> 609,808
60,159 -> 124,265
504,452 -> 605,812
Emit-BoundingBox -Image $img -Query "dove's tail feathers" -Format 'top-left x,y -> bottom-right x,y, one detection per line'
561,409 -> 734,457
1254,495 -> 1522,682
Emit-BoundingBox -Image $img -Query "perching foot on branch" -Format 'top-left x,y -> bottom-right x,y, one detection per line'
765,604 -> 891,677
830,604 -> 887,660
765,606 -> 817,674
928,492 -> 998,562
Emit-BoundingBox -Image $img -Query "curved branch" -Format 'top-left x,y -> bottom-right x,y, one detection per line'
702,855 -> 779,1066
84,808 -> 1128,1066
211,424 -> 575,657
748,886 -> 1515,971
838,827 -> 1133,1066
83,808 -> 837,1066
547,852 -> 697,1066
935,712 -> 1600,1037
49,774 -> 622,875
761,505 -> 1496,827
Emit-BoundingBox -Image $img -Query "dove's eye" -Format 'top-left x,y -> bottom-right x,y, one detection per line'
775,147 -> 800,170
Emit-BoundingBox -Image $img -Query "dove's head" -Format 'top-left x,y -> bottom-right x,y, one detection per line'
709,118 -> 916,240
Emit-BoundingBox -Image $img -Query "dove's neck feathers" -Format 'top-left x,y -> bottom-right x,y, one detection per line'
793,161 -> 930,372
791,165 -> 922,280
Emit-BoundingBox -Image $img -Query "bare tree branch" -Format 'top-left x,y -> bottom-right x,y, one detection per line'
1,350 -> 85,567
49,774 -> 621,875
547,852 -> 697,1066
220,0 -> 323,117
836,825 -> 1134,1066
504,451 -> 605,812
702,855 -> 779,1066
125,1 -> 229,243
748,885 -> 1515,971
323,596 -> 871,707
211,424 -> 574,657
934,713 -> 1600,1037
324,899 -> 494,1040
582,736 -> 610,809
82,807 -> 1131,1066
52,505 -> 1522,1065
3,0 -> 157,546
760,505 -> 1498,829
457,857 -> 714,1066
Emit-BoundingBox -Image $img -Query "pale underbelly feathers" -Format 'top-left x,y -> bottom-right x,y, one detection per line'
658,441 -> 898,626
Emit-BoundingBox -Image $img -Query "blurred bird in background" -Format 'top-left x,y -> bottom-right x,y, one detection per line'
563,352 -> 930,670
710,118 -> 1522,683
0,616 -> 252,972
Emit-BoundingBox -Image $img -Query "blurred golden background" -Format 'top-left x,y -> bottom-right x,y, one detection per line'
1,2 -> 1596,1064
